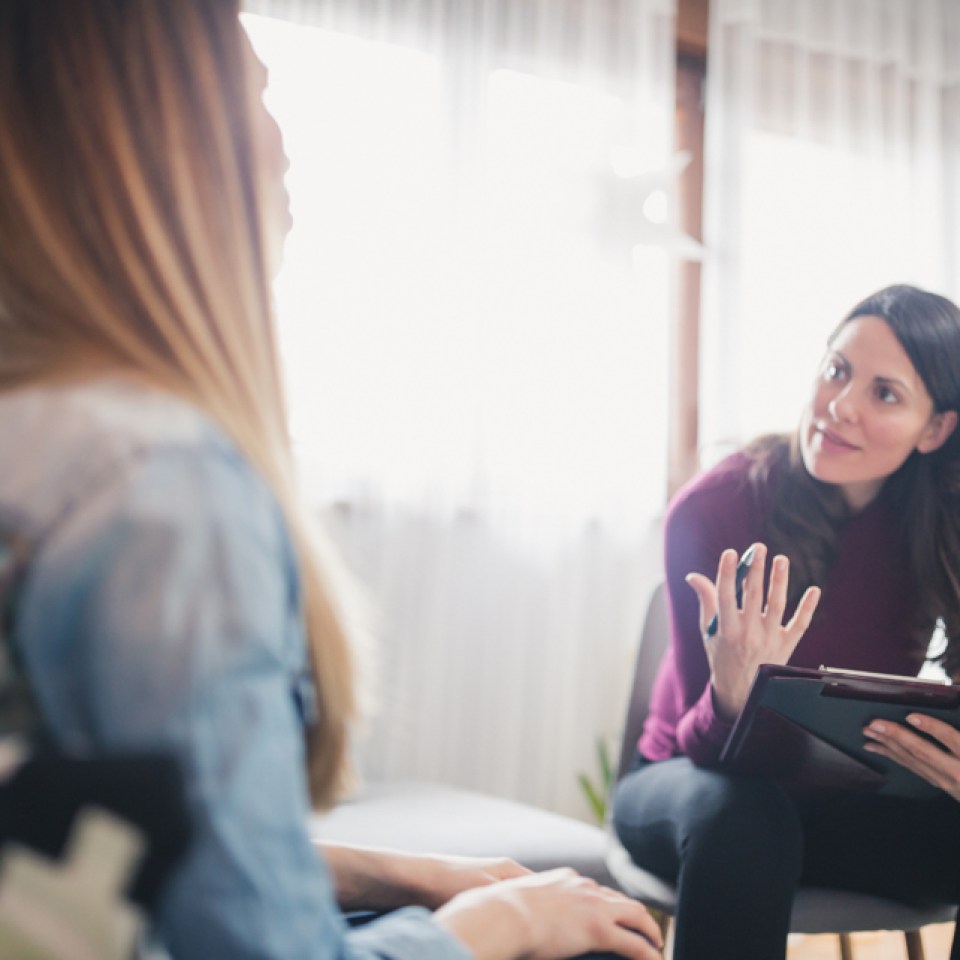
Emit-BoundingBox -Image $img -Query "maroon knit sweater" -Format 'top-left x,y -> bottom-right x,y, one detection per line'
638,451 -> 928,766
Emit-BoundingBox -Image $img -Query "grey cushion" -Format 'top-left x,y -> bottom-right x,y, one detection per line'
310,780 -> 617,887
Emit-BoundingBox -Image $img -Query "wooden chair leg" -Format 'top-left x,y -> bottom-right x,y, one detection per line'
662,914 -> 675,960
648,909 -> 672,956
905,929 -> 925,960
838,933 -> 854,960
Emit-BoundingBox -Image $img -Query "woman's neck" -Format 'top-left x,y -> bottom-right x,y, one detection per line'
839,477 -> 884,513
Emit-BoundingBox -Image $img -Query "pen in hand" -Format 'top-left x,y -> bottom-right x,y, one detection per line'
705,544 -> 757,638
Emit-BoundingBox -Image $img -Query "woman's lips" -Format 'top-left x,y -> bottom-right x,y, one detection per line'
816,425 -> 859,452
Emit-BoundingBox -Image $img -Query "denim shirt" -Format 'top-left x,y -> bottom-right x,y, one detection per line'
0,379 -> 471,960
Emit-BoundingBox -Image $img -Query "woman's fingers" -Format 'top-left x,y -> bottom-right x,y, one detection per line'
740,543 -> 767,620
602,891 -> 663,949
690,544 -> 824,719
575,891 -> 663,960
714,548 -> 741,633
435,867 -> 666,960
783,585 -> 821,647
763,555 -> 789,624
605,924 -> 664,960
864,717 -> 959,767
864,735 -> 948,788
477,857 -> 533,882
905,714 -> 960,756
863,718 -> 960,801
864,731 -> 953,793
685,572 -> 718,636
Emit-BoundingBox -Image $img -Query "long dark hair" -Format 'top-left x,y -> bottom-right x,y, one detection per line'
746,285 -> 960,674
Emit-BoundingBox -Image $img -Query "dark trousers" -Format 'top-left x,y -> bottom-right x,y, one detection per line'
613,756 -> 960,960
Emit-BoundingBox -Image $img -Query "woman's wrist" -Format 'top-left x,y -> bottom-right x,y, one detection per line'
434,887 -> 530,960
321,843 -> 425,911
710,678 -> 744,724
382,851 -> 440,907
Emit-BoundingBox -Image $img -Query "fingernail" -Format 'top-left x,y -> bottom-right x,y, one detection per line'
864,744 -> 878,753
908,715 -> 922,728
870,722 -> 886,734
685,574 -> 694,582
774,556 -> 787,572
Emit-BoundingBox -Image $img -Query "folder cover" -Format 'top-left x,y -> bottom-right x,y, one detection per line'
719,665 -> 960,799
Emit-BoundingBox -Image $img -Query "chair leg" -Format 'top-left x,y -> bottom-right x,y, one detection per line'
838,933 -> 853,960
904,929 -> 925,960
662,914 -> 674,960
648,909 -> 672,956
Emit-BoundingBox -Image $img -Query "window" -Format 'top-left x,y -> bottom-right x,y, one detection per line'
244,13 -> 671,530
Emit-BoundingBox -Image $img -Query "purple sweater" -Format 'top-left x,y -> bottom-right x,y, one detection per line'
638,452 -> 928,766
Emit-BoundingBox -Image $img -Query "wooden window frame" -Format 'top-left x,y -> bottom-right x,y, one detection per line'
669,0 -> 708,497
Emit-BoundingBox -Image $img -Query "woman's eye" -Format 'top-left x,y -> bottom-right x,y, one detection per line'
823,362 -> 844,381
877,386 -> 899,404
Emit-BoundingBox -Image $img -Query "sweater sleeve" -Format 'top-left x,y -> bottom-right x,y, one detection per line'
659,469 -> 758,766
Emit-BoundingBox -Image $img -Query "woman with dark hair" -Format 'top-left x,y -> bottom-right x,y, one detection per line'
613,284 -> 960,960
0,1 -> 663,958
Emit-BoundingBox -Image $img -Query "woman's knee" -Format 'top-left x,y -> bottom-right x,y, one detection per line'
614,760 -> 802,874
678,772 -> 802,870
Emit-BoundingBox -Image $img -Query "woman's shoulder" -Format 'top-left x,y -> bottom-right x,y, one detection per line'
664,445 -> 783,545
0,378 -> 248,536
0,375 -> 216,445
669,450 -> 762,513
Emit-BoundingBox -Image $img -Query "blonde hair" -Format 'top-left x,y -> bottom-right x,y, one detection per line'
0,0 -> 357,807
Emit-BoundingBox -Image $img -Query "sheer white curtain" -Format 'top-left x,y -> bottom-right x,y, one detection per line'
700,0 -> 960,458
241,1 -> 677,817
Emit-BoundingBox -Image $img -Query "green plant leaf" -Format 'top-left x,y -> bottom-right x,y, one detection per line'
597,737 -> 613,795
578,773 -> 606,825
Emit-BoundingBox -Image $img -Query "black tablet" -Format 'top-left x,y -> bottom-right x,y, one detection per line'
720,664 -> 960,798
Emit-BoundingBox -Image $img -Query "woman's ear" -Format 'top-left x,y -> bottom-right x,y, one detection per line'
918,410 -> 959,454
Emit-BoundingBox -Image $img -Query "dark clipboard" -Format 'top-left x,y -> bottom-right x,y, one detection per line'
719,664 -> 960,799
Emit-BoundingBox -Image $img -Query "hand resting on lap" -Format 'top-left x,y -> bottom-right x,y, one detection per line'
319,844 -> 661,960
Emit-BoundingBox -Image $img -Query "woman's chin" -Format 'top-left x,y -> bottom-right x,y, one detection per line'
799,448 -> 850,489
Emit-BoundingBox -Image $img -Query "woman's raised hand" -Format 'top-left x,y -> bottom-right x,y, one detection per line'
434,867 -> 663,960
686,543 -> 821,723
864,714 -> 960,802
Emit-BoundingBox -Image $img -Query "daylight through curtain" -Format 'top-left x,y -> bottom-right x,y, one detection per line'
700,0 -> 960,458
242,0 -> 677,817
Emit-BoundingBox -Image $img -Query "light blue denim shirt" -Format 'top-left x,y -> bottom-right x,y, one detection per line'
0,379 -> 472,960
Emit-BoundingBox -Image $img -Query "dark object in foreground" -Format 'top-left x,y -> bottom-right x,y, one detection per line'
0,751 -> 192,910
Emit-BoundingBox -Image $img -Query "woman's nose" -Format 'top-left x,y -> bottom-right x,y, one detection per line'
828,388 -> 857,422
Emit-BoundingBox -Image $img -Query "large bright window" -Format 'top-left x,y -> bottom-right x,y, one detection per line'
737,132 -> 922,441
244,13 -> 670,530
240,8 -> 677,816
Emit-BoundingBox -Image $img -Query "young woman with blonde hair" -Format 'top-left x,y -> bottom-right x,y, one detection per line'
0,2 -> 662,958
